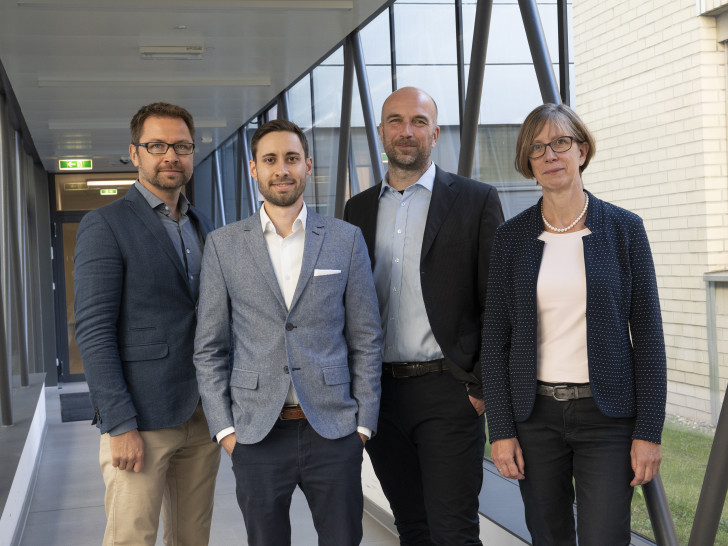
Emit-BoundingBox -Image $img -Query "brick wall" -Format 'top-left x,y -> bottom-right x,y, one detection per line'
574,0 -> 728,422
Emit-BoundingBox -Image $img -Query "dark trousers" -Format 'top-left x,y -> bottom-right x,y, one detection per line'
366,370 -> 485,545
231,419 -> 365,546
515,395 -> 635,546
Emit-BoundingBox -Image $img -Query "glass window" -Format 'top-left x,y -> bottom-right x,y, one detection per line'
219,135 -> 238,223
312,59 -> 345,216
192,155 -> 213,221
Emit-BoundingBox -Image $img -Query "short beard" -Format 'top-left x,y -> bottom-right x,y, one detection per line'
259,179 -> 305,208
385,147 -> 430,172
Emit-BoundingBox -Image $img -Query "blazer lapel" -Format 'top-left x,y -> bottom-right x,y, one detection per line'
421,167 -> 459,261
289,210 -> 325,311
357,184 -> 380,267
241,213 -> 287,310
124,186 -> 191,293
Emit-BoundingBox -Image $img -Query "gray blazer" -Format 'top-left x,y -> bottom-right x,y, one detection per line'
194,208 -> 382,444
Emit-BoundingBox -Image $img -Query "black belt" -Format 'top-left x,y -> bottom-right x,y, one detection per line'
382,359 -> 447,378
537,383 -> 592,401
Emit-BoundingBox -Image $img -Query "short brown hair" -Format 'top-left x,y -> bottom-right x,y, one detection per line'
130,102 -> 195,144
250,119 -> 309,161
514,103 -> 596,179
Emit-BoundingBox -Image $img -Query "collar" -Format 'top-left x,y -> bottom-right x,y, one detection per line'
379,161 -> 436,198
260,201 -> 308,236
134,180 -> 190,217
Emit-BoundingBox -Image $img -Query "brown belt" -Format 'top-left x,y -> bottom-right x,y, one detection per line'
280,405 -> 306,420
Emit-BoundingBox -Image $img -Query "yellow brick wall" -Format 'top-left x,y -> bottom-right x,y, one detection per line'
574,0 -> 728,422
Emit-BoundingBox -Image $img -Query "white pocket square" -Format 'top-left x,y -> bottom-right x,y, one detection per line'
314,269 -> 341,276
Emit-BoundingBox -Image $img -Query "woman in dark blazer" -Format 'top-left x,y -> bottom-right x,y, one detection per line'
481,103 -> 666,545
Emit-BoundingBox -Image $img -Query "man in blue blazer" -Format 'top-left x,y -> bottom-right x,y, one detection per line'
74,103 -> 221,546
194,120 -> 382,546
344,87 -> 504,545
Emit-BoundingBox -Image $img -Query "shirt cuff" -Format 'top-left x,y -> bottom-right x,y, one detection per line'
108,417 -> 138,436
216,426 -> 235,443
357,426 -> 372,439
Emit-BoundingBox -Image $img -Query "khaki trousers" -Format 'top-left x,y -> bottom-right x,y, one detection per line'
99,403 -> 221,546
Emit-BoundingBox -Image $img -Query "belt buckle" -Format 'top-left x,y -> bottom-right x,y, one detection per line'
412,363 -> 425,377
552,385 -> 576,401
390,364 -> 407,378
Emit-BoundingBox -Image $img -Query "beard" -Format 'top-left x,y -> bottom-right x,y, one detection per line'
258,177 -> 306,207
139,163 -> 191,191
383,137 -> 432,172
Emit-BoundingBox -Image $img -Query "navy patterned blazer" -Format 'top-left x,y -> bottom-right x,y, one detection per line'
481,191 -> 667,445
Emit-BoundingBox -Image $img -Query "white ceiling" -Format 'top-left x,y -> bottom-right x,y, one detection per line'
0,0 -> 388,173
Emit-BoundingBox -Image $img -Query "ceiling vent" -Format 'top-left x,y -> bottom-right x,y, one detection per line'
139,45 -> 204,60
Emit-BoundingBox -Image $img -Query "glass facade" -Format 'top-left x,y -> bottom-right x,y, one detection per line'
191,0 -> 574,225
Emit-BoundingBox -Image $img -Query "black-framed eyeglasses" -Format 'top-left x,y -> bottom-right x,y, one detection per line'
135,141 -> 195,155
528,136 -> 579,159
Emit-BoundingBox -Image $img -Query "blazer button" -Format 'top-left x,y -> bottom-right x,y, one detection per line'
286,323 -> 295,331
284,366 -> 290,374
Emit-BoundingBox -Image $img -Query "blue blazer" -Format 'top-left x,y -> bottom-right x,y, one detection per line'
74,185 -> 213,434
481,191 -> 666,445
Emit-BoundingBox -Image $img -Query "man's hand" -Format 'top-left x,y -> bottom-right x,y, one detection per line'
221,433 -> 237,457
468,395 -> 485,416
491,438 -> 525,480
359,432 -> 369,445
630,439 -> 661,486
109,429 -> 145,472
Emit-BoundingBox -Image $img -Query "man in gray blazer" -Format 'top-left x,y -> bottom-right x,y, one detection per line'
74,102 -> 221,545
194,119 -> 382,546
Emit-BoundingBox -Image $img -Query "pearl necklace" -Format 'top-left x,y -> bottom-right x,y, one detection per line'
541,191 -> 589,233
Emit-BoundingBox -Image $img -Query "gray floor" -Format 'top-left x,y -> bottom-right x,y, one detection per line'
19,383 -> 398,545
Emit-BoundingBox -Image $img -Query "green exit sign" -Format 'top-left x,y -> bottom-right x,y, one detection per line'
59,159 -> 92,170
100,189 -> 117,196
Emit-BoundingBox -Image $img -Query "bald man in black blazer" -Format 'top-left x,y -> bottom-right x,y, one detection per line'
344,87 -> 503,545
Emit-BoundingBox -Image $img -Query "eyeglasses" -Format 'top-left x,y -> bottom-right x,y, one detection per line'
136,142 -> 195,155
528,136 -> 578,159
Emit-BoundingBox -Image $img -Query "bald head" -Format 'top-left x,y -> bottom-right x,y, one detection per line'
381,87 -> 438,126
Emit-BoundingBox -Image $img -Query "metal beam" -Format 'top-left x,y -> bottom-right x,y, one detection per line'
277,93 -> 291,122
689,386 -> 728,546
213,149 -> 227,226
642,474 -> 679,546
351,31 -> 384,187
0,99 -> 13,426
557,0 -> 570,105
458,0 -> 494,178
455,0 -> 466,128
518,0 -> 561,104
14,133 -> 29,386
333,35 -> 354,219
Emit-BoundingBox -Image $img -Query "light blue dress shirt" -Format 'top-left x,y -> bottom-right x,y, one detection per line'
373,162 -> 443,363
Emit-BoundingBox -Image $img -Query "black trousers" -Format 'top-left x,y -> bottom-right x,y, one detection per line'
231,419 -> 365,546
516,395 -> 635,546
366,370 -> 485,545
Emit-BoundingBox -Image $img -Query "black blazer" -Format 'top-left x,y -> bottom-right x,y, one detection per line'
74,185 -> 214,433
343,166 -> 504,397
